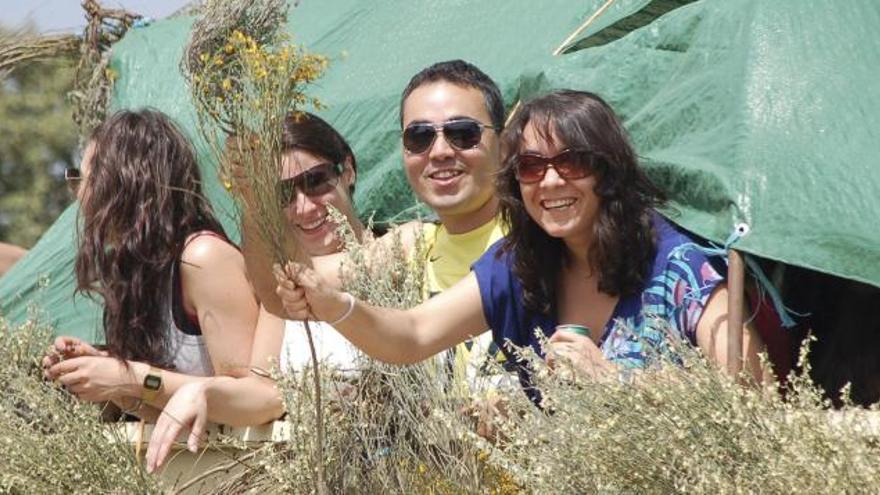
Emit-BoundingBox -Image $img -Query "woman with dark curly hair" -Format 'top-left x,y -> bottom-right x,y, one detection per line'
43,109 -> 259,419
275,90 -> 766,391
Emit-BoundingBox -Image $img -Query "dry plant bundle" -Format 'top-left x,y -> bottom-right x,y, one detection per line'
210,215 -> 516,493
182,0 -> 328,491
0,315 -> 162,493
182,0 -> 325,266
185,216 -> 880,494
70,0 -> 142,139
0,31 -> 79,79
0,1 -> 141,140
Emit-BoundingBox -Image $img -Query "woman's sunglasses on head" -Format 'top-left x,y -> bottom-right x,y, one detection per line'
402,118 -> 495,154
514,149 -> 596,184
276,162 -> 344,207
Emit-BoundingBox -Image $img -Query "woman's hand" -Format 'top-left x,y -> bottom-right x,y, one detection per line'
146,381 -> 209,473
462,394 -> 509,443
46,356 -> 138,402
274,262 -> 351,323
547,330 -> 615,379
41,336 -> 107,378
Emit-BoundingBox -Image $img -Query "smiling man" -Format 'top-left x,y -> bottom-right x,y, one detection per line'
397,60 -> 509,384
399,60 -> 506,298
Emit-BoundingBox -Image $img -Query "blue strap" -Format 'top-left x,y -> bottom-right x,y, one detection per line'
132,17 -> 154,29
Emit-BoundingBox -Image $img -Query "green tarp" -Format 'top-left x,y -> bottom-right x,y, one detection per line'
516,0 -> 880,288
2,0 -> 877,342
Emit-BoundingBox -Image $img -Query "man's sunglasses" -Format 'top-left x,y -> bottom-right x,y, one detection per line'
514,149 -> 596,184
65,167 -> 83,194
402,118 -> 495,154
276,162 -> 344,207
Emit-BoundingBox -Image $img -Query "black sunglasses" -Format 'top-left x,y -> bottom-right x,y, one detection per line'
402,118 -> 495,154
514,149 -> 596,184
276,162 -> 344,207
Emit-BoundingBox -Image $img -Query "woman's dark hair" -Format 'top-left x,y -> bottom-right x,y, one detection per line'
75,109 -> 225,368
282,112 -> 357,195
497,90 -> 665,315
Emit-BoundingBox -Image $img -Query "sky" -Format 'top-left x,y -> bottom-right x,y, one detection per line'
1,0 -> 192,33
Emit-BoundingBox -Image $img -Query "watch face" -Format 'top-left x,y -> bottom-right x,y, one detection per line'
144,374 -> 162,391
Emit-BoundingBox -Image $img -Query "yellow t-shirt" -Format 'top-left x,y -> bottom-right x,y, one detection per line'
423,216 -> 505,296
422,217 -> 509,394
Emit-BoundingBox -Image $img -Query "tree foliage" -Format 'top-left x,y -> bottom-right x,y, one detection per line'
0,28 -> 77,248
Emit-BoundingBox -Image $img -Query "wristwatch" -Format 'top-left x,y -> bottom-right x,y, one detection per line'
141,366 -> 163,403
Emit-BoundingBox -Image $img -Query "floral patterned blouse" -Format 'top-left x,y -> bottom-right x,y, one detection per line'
472,212 -> 725,388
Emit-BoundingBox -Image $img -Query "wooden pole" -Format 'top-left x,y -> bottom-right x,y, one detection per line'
503,0 -> 617,127
552,0 -> 618,55
727,249 -> 745,376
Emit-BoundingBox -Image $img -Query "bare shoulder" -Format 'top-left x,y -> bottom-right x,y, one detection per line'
180,234 -> 245,273
179,234 -> 256,309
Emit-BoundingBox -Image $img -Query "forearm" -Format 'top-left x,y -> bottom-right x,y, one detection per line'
332,301 -> 455,365
123,362 -> 210,409
202,375 -> 283,426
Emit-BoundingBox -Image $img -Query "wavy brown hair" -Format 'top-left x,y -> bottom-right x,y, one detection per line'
75,109 -> 225,368
497,90 -> 665,315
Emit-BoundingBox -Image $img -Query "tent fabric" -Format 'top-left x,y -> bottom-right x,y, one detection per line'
517,0 -> 880,289
1,0 -> 634,340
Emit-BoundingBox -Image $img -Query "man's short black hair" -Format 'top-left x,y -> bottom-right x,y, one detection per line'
399,59 -> 505,132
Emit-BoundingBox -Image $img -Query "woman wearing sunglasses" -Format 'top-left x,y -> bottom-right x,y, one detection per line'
268,111 -> 365,373
273,90 -> 767,392
146,112 -> 367,471
43,109 -> 259,420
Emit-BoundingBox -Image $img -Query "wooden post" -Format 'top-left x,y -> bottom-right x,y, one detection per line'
727,249 -> 745,376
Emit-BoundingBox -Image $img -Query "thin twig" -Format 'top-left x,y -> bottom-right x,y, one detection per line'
172,450 -> 259,494
304,318 -> 329,494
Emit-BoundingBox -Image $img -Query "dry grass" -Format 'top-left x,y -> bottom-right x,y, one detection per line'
0,314 -> 162,493
482,335 -> 880,494
1,276 -> 878,493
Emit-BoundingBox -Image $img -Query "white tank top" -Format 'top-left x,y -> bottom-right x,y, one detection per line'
280,320 -> 360,376
164,320 -> 214,376
162,263 -> 214,377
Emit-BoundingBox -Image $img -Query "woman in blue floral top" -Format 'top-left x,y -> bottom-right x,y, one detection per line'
277,90 -> 767,391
